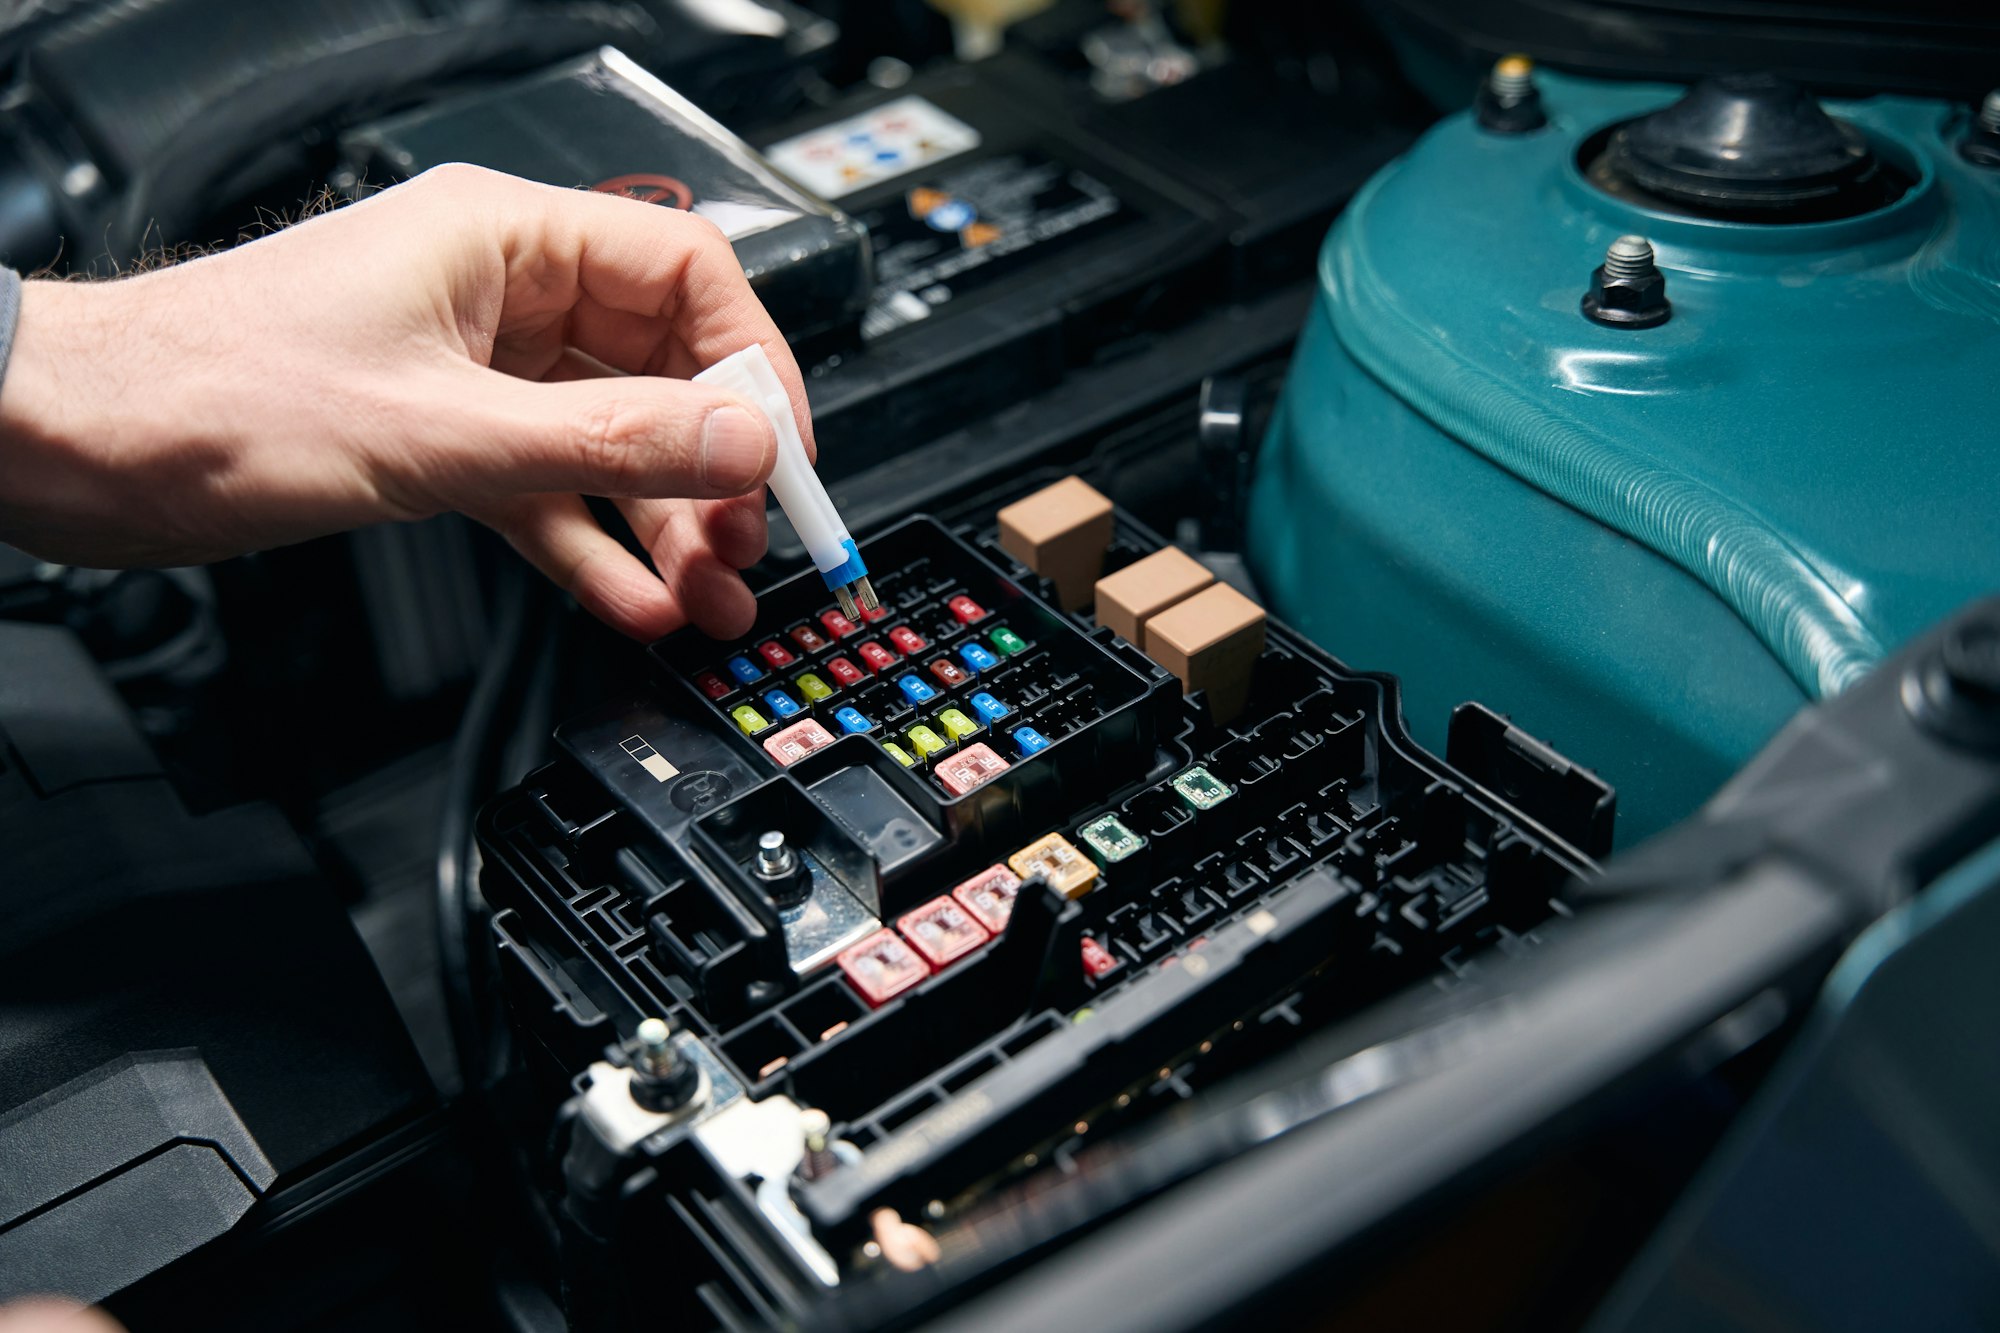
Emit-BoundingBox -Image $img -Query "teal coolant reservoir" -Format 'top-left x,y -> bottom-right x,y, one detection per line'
1248,70 -> 2000,846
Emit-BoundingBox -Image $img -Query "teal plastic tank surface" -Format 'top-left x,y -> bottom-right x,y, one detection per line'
1249,72 -> 2000,846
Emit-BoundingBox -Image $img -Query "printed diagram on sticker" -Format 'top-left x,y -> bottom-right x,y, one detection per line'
619,735 -> 678,783
763,95 -> 981,200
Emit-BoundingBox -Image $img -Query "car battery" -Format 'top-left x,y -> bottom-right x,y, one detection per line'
336,47 -> 872,349
753,51 -> 1236,475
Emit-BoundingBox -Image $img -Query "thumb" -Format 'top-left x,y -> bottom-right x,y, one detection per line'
395,368 -> 777,509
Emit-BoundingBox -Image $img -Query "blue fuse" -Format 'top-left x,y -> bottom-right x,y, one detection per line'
897,673 -> 938,706
727,654 -> 764,685
970,692 -> 1011,724
1013,726 -> 1051,757
763,689 -> 802,719
834,706 -> 874,734
958,642 -> 999,673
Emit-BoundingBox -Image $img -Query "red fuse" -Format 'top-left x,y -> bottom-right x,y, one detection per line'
789,624 -> 829,653
952,865 -> 1022,933
857,641 -> 898,672
762,718 -> 836,767
820,609 -> 859,638
897,896 -> 991,967
860,603 -> 890,623
928,657 -> 969,687
694,670 -> 731,700
1081,937 -> 1120,978
935,742 -> 1010,796
948,595 -> 987,624
838,930 -> 930,1007
826,656 -> 864,687
757,640 -> 796,669
887,625 -> 928,654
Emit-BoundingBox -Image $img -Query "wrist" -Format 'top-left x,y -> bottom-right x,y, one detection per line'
0,275 -> 207,563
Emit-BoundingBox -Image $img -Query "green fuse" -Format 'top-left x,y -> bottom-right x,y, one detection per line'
936,707 -> 981,741
1080,813 -> 1147,865
989,626 -> 1029,656
795,672 -> 834,702
883,741 -> 916,768
1172,765 -> 1233,811
731,704 -> 770,735
907,725 -> 948,758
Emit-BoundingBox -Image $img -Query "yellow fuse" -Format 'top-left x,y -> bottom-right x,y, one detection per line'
936,707 -> 981,741
1007,832 -> 1099,900
907,725 -> 948,758
796,672 -> 834,702
883,741 -> 916,768
731,704 -> 770,735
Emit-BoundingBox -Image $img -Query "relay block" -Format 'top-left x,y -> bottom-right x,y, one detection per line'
477,499 -> 1605,1317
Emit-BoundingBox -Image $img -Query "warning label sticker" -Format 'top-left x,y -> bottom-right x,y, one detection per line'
763,95 -> 982,201
853,151 -> 1128,339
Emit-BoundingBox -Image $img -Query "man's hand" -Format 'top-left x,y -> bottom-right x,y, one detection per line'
0,164 -> 814,640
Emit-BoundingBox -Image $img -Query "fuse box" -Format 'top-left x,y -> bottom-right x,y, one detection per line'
476,502 -> 1605,1323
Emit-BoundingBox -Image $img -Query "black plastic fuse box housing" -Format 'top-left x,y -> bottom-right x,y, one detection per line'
476,500 -> 1610,1324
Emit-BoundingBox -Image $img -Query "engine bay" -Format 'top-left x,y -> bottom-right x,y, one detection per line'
2,3 -> 1998,1331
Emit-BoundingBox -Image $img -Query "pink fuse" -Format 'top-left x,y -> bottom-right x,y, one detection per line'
898,896 -> 991,967
757,640 -> 796,669
857,641 -> 898,672
1081,937 -> 1120,978
820,609 -> 859,638
929,657 -> 969,688
887,625 -> 927,654
826,656 -> 864,687
952,865 -> 1022,933
694,671 -> 731,700
790,624 -> 829,653
935,743 -> 1010,796
762,718 -> 836,767
948,595 -> 987,624
839,930 -> 930,1007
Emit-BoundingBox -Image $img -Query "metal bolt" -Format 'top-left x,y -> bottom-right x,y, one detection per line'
1980,90 -> 2000,136
636,1017 -> 678,1077
1490,54 -> 1535,102
1603,235 -> 1655,281
1477,53 -> 1547,134
1582,235 -> 1672,329
800,1107 -> 831,1153
755,830 -> 797,879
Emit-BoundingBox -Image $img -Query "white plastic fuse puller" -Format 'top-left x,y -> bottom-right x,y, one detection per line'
695,344 -> 879,622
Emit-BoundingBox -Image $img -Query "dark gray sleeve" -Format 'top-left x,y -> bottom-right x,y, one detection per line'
0,268 -> 20,390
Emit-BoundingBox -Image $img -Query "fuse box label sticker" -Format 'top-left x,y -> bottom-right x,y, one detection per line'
764,95 -> 981,200
620,735 -> 679,783
853,151 -> 1129,339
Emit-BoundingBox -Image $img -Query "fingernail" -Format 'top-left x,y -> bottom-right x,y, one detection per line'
702,406 -> 770,492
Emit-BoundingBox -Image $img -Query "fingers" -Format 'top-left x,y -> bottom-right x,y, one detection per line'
0,1300 -> 127,1333
406,166 -> 817,462
387,368 -> 776,513
475,494 -> 684,641
617,496 -> 762,640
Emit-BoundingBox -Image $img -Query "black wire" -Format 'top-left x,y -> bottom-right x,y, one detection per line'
437,553 -> 546,1098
